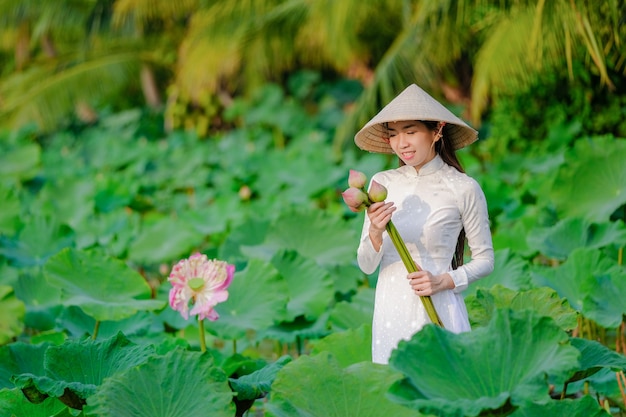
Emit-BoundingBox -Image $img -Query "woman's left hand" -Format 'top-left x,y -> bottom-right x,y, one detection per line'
407,270 -> 455,296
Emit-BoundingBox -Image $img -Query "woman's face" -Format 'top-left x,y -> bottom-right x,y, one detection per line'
384,120 -> 439,171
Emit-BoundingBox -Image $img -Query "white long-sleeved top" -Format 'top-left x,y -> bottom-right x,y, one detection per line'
357,155 -> 494,364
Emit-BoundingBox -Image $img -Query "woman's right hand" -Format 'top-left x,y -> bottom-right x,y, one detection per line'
367,201 -> 395,250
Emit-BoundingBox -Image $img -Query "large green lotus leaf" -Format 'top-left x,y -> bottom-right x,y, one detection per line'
532,248 -> 625,328
309,324 -> 371,367
582,271 -> 626,329
180,196 -> 248,236
12,333 -> 155,409
44,248 -> 165,322
0,261 -> 18,288
93,174 -> 137,213
229,355 -> 292,401
387,309 -> 580,417
0,142 -> 40,181
80,121 -> 147,170
84,349 -> 234,417
0,215 -> 75,267
549,136 -> 626,222
0,388 -> 68,417
261,312 -> 331,344
265,352 -> 421,417
0,185 -> 21,235
565,338 -> 626,385
37,177 -> 95,228
270,250 -> 334,321
210,259 -> 288,340
0,342 -> 50,389
509,395 -> 610,417
259,147 -> 345,205
327,287 -> 374,331
527,217 -> 626,260
242,209 -> 358,267
491,211 -> 538,258
468,248 -> 531,292
127,214 -> 204,265
57,306 -> 155,340
466,285 -> 577,331
219,217 -> 271,264
133,140 -> 212,192
73,209 -> 140,257
0,285 -> 25,344
327,263 -> 363,295
13,269 -> 63,332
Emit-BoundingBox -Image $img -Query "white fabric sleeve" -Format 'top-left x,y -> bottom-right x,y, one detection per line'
449,179 -> 494,293
356,211 -> 385,275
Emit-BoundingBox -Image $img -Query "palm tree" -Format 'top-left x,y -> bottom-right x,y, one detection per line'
0,0 -> 195,132
331,0 -> 626,153
164,0 -> 625,151
1,0 -> 623,141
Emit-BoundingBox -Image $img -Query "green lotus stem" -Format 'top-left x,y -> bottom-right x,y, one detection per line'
92,320 -> 101,340
198,318 -> 206,353
385,220 -> 444,328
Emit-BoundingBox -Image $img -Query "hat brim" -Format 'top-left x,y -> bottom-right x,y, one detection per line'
354,84 -> 478,153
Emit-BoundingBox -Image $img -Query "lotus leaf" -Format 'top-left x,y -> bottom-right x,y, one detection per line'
310,324 -> 371,366
210,258 -> 288,340
388,308 -> 580,417
0,285 -> 25,345
527,217 -> 626,260
84,349 -> 234,417
466,285 -> 577,331
12,333 -> 155,409
532,248 -> 626,328
0,342 -> 50,389
270,249 -> 334,321
0,388 -> 67,417
0,215 -> 75,267
44,248 -> 165,322
549,136 -> 626,222
265,352 -> 420,417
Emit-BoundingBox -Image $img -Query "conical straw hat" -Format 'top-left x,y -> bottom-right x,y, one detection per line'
354,84 -> 478,153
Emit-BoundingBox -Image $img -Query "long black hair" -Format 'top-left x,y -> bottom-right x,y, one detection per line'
395,120 -> 466,269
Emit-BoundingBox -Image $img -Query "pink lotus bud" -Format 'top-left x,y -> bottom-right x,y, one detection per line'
368,180 -> 388,202
348,170 -> 368,189
342,187 -> 369,211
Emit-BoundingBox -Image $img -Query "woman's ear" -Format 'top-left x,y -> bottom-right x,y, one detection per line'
435,122 -> 446,141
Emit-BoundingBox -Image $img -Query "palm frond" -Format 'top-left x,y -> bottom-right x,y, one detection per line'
0,0 -> 94,32
174,0 -> 403,101
0,52 -> 140,131
112,0 -> 200,29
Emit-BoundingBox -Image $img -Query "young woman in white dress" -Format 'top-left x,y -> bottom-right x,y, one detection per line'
354,84 -> 494,364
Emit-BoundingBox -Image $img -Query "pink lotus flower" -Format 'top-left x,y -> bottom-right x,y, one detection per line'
168,253 -> 235,321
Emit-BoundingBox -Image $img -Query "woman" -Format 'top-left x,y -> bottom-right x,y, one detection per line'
354,84 -> 494,364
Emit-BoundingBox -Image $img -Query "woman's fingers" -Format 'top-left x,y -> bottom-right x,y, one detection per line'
408,271 -> 434,295
368,202 -> 395,230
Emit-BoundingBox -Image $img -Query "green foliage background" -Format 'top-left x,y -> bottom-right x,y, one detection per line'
0,1 -> 625,416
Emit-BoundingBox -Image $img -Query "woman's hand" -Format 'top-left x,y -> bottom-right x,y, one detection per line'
407,270 -> 455,296
367,201 -> 395,251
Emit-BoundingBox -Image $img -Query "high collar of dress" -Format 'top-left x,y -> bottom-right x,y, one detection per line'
399,154 -> 444,177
